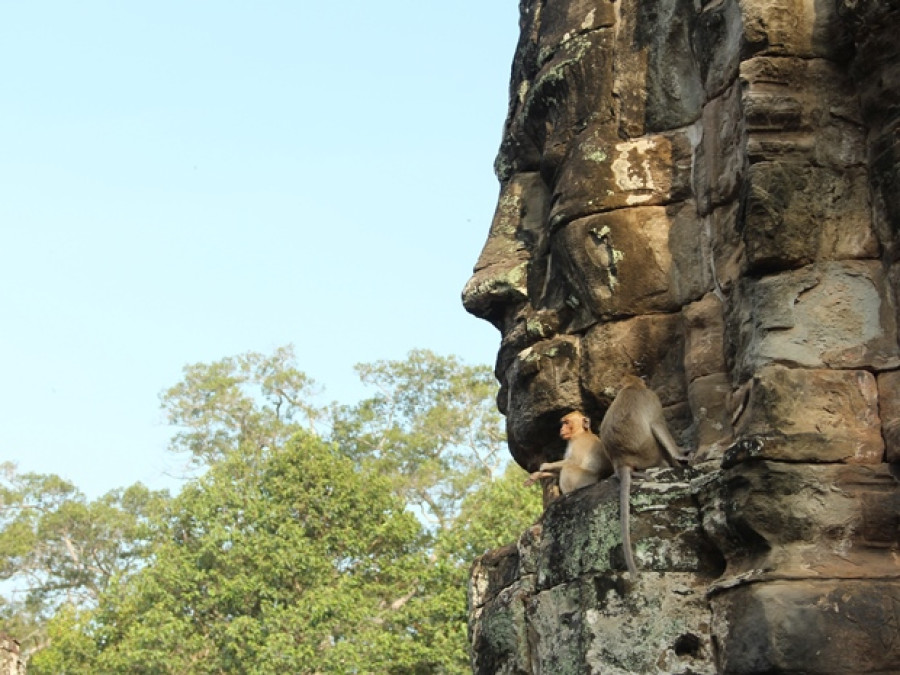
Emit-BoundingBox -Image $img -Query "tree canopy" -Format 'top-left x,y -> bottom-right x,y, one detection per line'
0,466 -> 168,656
1,347 -> 542,673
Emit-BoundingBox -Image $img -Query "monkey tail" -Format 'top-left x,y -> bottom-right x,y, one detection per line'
652,422 -> 686,466
618,466 -> 639,577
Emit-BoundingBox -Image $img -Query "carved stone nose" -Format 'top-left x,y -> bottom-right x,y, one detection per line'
463,172 -> 550,329
461,260 -> 528,329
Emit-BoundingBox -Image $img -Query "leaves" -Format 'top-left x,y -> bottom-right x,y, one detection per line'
3,347 -> 542,672
162,345 -> 321,465
332,349 -> 507,530
437,463 -> 543,564
87,434 -> 437,673
0,466 -> 169,659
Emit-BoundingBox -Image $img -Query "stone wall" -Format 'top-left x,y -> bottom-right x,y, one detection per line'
0,637 -> 24,675
463,0 -> 900,672
470,470 -> 723,673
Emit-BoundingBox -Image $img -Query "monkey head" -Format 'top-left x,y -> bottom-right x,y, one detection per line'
559,411 -> 591,441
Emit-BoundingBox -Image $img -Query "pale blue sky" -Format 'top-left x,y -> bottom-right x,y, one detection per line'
0,2 -> 517,496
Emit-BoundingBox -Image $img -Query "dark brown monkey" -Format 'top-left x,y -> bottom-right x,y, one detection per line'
524,411 -> 613,494
600,375 -> 686,576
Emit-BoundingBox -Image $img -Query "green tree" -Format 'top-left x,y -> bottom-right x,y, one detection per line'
326,350 -> 541,671
65,434 -> 444,674
27,604 -> 99,675
162,345 -> 321,466
15,346 -> 542,673
331,349 -> 506,530
436,462 -> 542,565
0,464 -> 169,659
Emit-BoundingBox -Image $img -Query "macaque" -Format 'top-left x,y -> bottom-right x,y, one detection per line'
600,375 -> 687,576
524,411 -> 613,494
523,377 -> 686,576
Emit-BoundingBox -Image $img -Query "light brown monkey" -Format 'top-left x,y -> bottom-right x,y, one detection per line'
524,411 -> 613,494
600,375 -> 687,576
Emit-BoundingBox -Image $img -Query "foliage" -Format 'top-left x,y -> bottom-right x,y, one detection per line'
27,604 -> 98,675
3,347 -> 543,673
331,349 -> 506,530
60,435 -> 453,674
437,462 -> 542,565
162,345 -> 321,465
0,464 -> 168,659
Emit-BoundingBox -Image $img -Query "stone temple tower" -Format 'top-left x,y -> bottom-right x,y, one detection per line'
463,1 -> 900,672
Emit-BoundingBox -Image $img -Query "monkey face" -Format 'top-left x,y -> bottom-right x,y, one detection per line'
559,412 -> 588,441
559,416 -> 576,441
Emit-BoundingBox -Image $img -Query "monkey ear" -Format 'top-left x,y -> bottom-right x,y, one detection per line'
582,416 -> 591,430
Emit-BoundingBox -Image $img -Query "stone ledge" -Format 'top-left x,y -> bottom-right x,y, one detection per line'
711,579 -> 900,674
694,461 -> 900,585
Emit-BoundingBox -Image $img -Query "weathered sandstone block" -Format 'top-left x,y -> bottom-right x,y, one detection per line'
504,335 -> 583,469
688,372 -> 734,459
728,365 -> 884,464
683,293 -> 727,382
525,31 -> 616,183
740,0 -> 848,59
696,462 -> 899,582
706,201 -> 744,294
463,175 -> 538,330
468,474 -> 721,675
581,313 -> 686,406
535,0 -> 616,67
528,573 -> 715,675
468,544 -> 533,675
695,82 -> 744,214
710,580 -> 900,675
729,261 -> 899,376
871,131 -> 900,262
551,207 -> 681,319
741,56 -> 865,167
841,1 -> 900,132
878,370 -> 900,463
612,0 -> 705,136
742,163 -> 876,271
536,470 -> 717,585
668,200 -> 717,304
694,0 -> 742,98
548,126 -> 695,228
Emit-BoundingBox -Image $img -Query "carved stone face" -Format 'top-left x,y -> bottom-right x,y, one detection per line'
461,0 -> 734,471
464,0 -> 896,476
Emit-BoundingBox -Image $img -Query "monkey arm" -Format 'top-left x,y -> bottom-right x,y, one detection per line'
523,470 -> 558,487
539,460 -> 567,472
524,456 -> 575,487
523,459 -> 576,487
